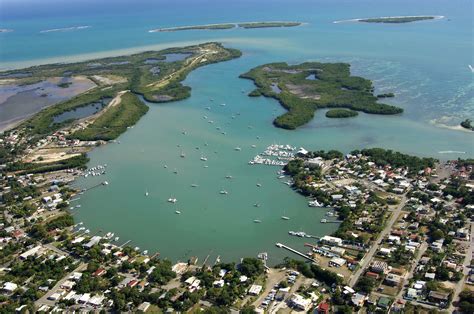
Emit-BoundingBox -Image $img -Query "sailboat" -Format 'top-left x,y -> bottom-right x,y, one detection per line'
253,219 -> 262,223
145,190 -> 149,196
281,209 -> 290,220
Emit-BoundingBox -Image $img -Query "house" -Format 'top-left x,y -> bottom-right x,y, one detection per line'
137,302 -> 151,312
89,295 -> 105,307
93,268 -> 107,277
84,236 -> 101,248
289,293 -> 312,311
2,282 -> 18,293
378,297 -> 391,309
248,284 -> 263,296
213,279 -> 225,287
371,261 -> 389,274
384,274 -> 402,286
60,280 -> 76,290
406,288 -> 418,300
20,245 -> 42,260
315,302 -> 330,314
428,291 -> 450,304
365,272 -> 380,280
351,293 -> 366,307
425,272 -> 436,280
79,293 -> 91,304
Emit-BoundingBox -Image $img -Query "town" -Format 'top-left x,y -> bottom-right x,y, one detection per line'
1,120 -> 473,313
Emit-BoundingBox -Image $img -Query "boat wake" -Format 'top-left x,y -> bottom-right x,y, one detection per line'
40,25 -> 91,33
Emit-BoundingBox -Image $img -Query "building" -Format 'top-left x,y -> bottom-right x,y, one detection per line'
378,297 -> 391,309
370,261 -> 389,274
320,235 -> 343,246
351,293 -> 366,307
248,284 -> 263,296
315,302 -> 330,314
2,282 -> 18,293
428,291 -> 450,304
289,294 -> 312,311
137,302 -> 151,312
84,236 -> 101,248
329,257 -> 346,268
384,274 -> 402,286
19,245 -> 42,260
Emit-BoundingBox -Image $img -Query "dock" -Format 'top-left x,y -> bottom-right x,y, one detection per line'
275,242 -> 318,263
119,240 -> 131,248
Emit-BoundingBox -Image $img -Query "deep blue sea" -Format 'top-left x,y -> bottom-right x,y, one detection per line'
0,0 -> 472,263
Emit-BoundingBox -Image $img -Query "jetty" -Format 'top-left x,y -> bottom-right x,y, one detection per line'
275,242 -> 318,263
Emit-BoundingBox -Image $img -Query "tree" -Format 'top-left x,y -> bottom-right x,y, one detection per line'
355,277 -> 376,293
239,258 -> 264,277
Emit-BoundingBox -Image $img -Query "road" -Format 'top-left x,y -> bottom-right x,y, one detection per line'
35,262 -> 87,308
447,222 -> 473,313
348,193 -> 408,287
252,268 -> 286,308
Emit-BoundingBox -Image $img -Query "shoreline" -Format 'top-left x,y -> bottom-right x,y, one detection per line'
333,15 -> 445,24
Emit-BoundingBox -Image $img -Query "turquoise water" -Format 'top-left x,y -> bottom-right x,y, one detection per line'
1,0 -> 472,264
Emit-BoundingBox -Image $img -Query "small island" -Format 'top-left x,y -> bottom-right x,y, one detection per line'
359,16 -> 436,23
149,21 -> 301,32
240,62 -> 402,129
325,109 -> 358,118
460,119 -> 474,131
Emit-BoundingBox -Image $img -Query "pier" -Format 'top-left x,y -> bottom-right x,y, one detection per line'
275,242 -> 318,263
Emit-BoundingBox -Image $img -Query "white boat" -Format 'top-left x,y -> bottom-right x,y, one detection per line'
254,203 -> 260,207
134,247 -> 140,251
173,169 -> 178,174
251,144 -> 257,148
308,199 -> 322,207
102,181 -> 109,185
114,237 -> 120,241
220,103 -> 226,106
256,183 -> 262,187
281,216 -> 290,220
320,219 -> 327,223
143,250 -> 148,255
180,152 -> 185,158
225,175 -> 233,179
254,219 -> 262,223
469,64 -> 474,73
175,210 -> 181,214
234,147 -> 241,151
168,198 -> 177,203
200,156 -> 208,161
145,191 -> 149,196
219,190 -> 228,195
164,165 -> 168,168
191,184 -> 199,187
76,205 -> 81,208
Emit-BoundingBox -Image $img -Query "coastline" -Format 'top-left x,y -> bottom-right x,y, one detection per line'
148,21 -> 303,32
333,15 -> 445,24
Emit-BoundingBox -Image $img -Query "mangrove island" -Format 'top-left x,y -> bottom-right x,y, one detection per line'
240,62 -> 403,129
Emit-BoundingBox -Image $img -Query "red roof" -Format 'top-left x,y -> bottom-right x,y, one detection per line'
93,268 -> 106,277
127,280 -> 138,287
317,302 -> 330,313
366,271 -> 380,279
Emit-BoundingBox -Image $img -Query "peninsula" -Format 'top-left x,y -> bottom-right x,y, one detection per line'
149,21 -> 301,32
240,62 -> 403,129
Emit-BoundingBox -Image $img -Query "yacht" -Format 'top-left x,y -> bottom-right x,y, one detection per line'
220,103 -> 226,106
143,250 -> 148,255
254,203 -> 260,207
175,210 -> 181,214
256,183 -> 262,187
219,190 -> 228,195
225,175 -> 233,179
173,169 -> 178,174
234,147 -> 241,151
281,216 -> 290,220
320,219 -> 327,223
114,237 -> 120,242
102,181 -> 109,186
253,219 -> 262,223
200,156 -> 208,161
251,144 -> 257,148
191,184 -> 199,187
145,190 -> 149,196
168,198 -> 177,203
308,199 -> 322,207
180,152 -> 185,158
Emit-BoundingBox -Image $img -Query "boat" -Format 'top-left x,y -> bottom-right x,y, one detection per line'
76,205 -> 81,208
234,147 -> 241,151
134,247 -> 140,251
180,152 -> 185,158
102,181 -> 109,186
200,156 -> 208,161
114,237 -> 120,241
253,219 -> 262,223
164,165 -> 168,168
256,183 -> 262,187
225,175 -> 233,179
191,184 -> 199,187
469,64 -> 474,73
204,165 -> 209,168
173,169 -> 178,174
205,106 -> 211,110
219,190 -> 228,195
168,198 -> 177,203
145,190 -> 149,196
175,210 -> 181,214
308,199 -> 322,207
220,103 -> 226,106
281,216 -> 290,220
143,250 -> 148,255
254,203 -> 260,207
251,144 -> 257,148
320,219 -> 327,223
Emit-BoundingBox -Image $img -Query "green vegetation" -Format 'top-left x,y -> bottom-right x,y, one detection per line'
57,82 -> 72,88
45,214 -> 75,231
359,16 -> 435,23
152,24 -> 235,32
460,118 -> 474,131
6,154 -> 89,174
352,148 -> 436,174
376,92 -> 395,98
284,259 -> 343,286
238,22 -> 301,28
458,290 -> 474,313
3,42 -> 241,142
150,21 -> 301,32
325,109 -> 358,118
72,92 -> 148,141
240,62 -> 402,129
